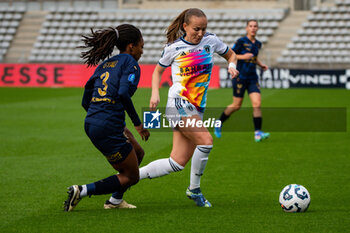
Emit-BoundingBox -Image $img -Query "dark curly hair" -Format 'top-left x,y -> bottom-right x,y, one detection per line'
79,24 -> 142,67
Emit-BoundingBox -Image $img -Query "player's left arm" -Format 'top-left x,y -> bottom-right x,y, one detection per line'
118,68 -> 149,141
222,48 -> 239,79
118,73 -> 141,126
256,42 -> 268,71
256,57 -> 268,71
118,77 -> 150,141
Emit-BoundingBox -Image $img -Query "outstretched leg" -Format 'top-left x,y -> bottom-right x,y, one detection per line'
138,130 -> 193,180
64,149 -> 139,212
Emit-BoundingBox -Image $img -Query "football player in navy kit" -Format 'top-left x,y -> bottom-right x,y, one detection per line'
215,19 -> 270,142
64,24 -> 149,211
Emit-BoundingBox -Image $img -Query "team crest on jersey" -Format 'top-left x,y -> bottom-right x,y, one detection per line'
204,45 -> 211,53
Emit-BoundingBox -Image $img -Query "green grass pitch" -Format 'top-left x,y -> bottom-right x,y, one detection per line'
0,87 -> 349,233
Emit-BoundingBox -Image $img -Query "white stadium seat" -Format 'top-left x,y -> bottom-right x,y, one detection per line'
28,8 -> 286,64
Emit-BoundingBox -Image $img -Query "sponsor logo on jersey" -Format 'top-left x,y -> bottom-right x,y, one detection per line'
128,74 -> 135,83
103,61 -> 118,68
176,46 -> 187,51
189,48 -> 202,53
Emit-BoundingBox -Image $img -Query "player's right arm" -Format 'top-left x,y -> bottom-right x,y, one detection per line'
81,75 -> 97,112
236,53 -> 254,60
150,64 -> 166,110
232,38 -> 253,60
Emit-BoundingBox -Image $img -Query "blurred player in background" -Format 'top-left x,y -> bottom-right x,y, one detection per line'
64,24 -> 150,211
139,8 -> 238,207
214,19 -> 270,142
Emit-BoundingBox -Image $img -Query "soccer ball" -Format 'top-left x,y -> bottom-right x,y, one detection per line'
279,184 -> 311,212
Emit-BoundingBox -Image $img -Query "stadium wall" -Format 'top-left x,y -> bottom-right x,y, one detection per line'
1,63 -> 349,89
220,67 -> 350,89
0,63 -> 221,88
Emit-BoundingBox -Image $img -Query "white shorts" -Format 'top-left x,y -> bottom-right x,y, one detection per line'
165,97 -> 203,129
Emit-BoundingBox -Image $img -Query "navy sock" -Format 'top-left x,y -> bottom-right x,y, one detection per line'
219,112 -> 230,124
86,183 -> 96,195
86,175 -> 122,196
111,188 -> 127,199
253,117 -> 262,131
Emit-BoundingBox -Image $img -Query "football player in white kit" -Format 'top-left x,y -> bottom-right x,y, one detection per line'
139,8 -> 239,207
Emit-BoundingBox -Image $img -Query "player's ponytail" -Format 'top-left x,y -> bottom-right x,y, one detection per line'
166,8 -> 206,44
80,24 -> 142,67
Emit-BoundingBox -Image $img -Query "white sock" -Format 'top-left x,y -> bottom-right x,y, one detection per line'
189,145 -> 212,190
109,196 -> 123,205
80,185 -> 87,198
139,157 -> 184,180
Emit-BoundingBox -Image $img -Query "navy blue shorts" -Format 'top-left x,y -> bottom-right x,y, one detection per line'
84,122 -> 132,164
232,77 -> 260,98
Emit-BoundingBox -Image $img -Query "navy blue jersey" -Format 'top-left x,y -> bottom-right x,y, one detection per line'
82,53 -> 141,129
232,36 -> 261,79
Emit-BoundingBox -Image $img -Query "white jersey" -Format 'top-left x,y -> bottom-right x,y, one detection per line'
159,33 -> 229,112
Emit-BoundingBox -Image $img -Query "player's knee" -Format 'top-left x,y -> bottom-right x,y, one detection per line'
127,174 -> 140,186
250,97 -> 261,108
123,167 -> 140,186
252,102 -> 261,108
233,104 -> 242,110
229,103 -> 241,112
197,134 -> 213,145
205,135 -> 213,145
